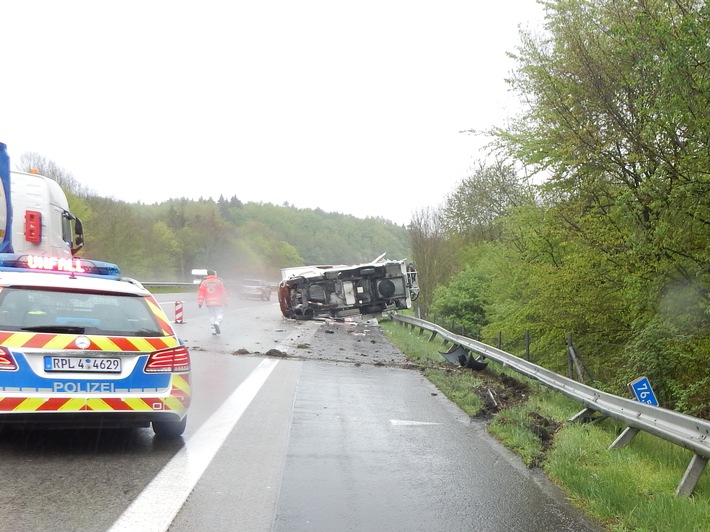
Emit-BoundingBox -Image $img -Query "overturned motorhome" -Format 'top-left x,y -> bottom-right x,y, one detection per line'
278,254 -> 419,321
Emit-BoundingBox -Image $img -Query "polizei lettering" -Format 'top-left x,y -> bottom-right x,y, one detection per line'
53,382 -> 115,393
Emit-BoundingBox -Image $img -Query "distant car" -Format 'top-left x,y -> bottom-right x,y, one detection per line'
236,279 -> 271,301
0,254 -> 191,438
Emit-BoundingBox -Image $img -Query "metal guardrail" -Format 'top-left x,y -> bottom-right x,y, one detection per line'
391,313 -> 710,496
140,281 -> 261,289
140,282 -> 195,288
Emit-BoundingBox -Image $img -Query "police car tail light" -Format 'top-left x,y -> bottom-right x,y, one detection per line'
0,347 -> 18,371
145,346 -> 191,373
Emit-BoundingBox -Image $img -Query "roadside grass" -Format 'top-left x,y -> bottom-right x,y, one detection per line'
381,317 -> 710,531
425,368 -> 486,417
379,318 -> 447,366
379,315 -> 525,418
378,317 -> 487,417
547,421 -> 710,531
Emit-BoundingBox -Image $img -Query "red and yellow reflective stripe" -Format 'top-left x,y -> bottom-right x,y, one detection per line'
146,296 -> 174,335
0,331 -> 179,351
0,374 -> 191,413
170,373 -> 191,396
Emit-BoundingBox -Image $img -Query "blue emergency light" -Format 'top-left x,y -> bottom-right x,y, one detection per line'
0,253 -> 121,277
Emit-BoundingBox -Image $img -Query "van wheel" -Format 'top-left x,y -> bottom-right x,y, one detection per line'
152,416 -> 187,438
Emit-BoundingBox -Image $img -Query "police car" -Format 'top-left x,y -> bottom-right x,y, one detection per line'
0,254 -> 191,438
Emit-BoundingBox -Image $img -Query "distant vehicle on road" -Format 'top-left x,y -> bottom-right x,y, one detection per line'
191,268 -> 208,284
236,279 -> 272,301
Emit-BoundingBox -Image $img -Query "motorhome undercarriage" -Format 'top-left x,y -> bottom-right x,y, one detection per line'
278,256 -> 419,321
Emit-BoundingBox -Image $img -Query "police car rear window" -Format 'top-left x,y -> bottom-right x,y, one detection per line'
0,288 -> 165,337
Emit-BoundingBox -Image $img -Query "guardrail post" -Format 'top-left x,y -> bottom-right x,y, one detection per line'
609,427 -> 639,449
676,455 -> 708,497
566,334 -> 594,383
570,408 -> 608,425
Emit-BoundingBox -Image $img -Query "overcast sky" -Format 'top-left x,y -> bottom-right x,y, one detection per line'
1,1 -> 544,226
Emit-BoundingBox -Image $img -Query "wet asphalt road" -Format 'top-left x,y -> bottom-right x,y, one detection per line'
0,294 -> 603,531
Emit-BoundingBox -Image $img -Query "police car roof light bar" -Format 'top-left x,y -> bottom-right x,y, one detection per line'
0,253 -> 121,277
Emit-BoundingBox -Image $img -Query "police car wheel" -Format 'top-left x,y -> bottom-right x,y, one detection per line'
152,416 -> 187,438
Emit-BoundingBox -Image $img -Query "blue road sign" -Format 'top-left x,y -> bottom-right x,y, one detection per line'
628,376 -> 659,406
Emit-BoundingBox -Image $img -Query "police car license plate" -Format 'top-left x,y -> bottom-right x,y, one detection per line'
44,356 -> 122,373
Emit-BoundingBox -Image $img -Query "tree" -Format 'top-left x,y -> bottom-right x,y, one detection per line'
430,265 -> 489,337
442,159 -> 535,241
408,206 -> 460,312
16,152 -> 86,195
498,0 -> 709,294
487,0 -> 710,412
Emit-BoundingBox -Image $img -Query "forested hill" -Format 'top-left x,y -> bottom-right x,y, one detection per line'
71,193 -> 411,283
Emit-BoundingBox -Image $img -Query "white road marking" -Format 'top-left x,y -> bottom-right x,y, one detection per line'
107,358 -> 279,532
390,419 -> 440,426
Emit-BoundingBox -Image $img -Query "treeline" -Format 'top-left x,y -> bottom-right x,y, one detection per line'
409,0 -> 709,418
86,198 -> 410,282
17,152 -> 411,283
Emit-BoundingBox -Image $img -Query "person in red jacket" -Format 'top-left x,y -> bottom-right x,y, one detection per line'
197,269 -> 229,335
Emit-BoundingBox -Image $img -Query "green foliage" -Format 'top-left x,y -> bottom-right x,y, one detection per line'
615,318 -> 710,418
241,203 -> 410,266
430,264 -> 489,337
441,159 -> 535,240
424,368 -> 486,417
69,192 -> 410,284
425,0 -> 710,414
